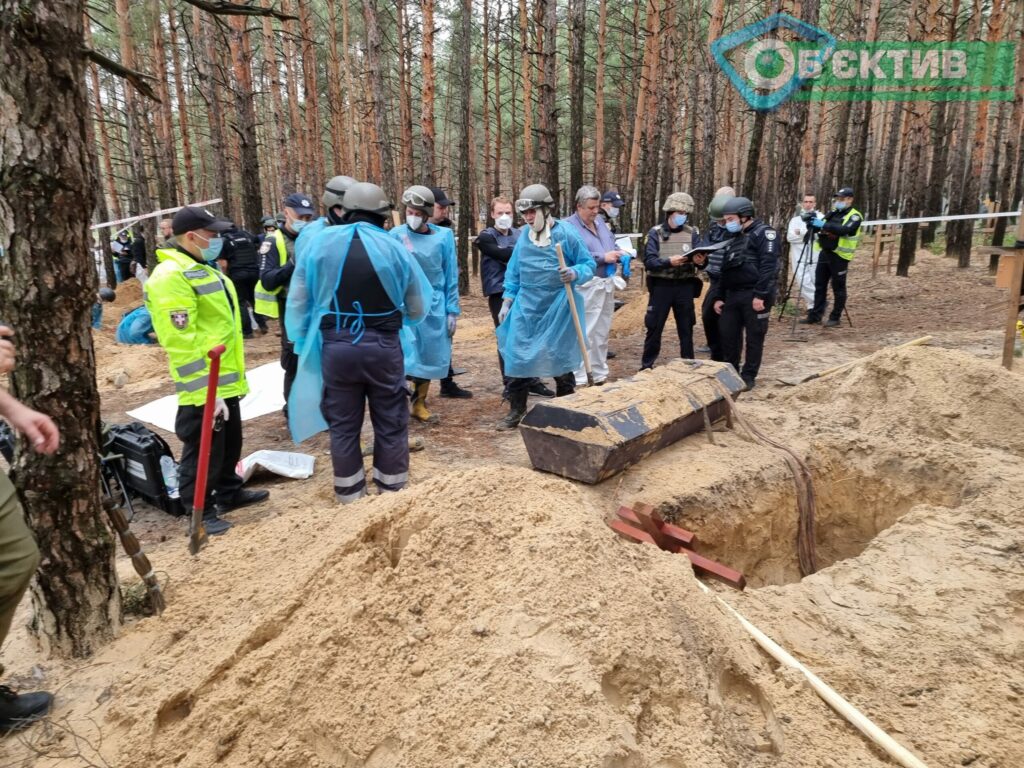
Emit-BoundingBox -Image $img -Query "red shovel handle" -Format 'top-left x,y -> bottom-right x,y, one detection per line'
189,345 -> 226,554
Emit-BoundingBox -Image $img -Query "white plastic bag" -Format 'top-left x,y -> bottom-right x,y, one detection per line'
237,450 -> 315,482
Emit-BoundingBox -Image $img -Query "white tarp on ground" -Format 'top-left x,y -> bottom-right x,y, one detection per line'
126,362 -> 285,433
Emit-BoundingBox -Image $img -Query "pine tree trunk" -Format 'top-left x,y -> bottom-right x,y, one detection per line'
325,0 -> 350,176
194,9 -> 231,221
168,4 -> 196,201
397,0 -> 415,184
568,0 -> 585,198
298,0 -> 323,197
457,0 -> 473,294
421,0 -> 437,180
280,0 -> 307,190
84,20 -> 123,221
991,4 -> 1024,250
341,0 -> 358,177
536,0 -> 560,203
363,0 -> 397,199
897,0 -> 930,276
227,14 -> 263,231
625,0 -> 659,201
518,0 -> 534,182
150,0 -> 178,207
593,0 -> 608,187
1,0 -> 122,658
696,0 -> 725,210
493,1 -> 504,198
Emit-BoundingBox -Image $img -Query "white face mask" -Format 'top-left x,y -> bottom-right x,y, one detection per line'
495,214 -> 513,230
530,209 -> 547,233
407,214 -> 423,231
607,207 -> 619,220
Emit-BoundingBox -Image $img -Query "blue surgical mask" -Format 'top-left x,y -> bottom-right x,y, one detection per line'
725,221 -> 742,234
834,201 -> 848,211
200,236 -> 223,263
671,213 -> 687,228
290,219 -> 307,233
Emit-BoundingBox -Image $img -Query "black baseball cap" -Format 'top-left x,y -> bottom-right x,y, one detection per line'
283,193 -> 316,216
601,191 -> 625,208
834,187 -> 855,198
430,186 -> 455,207
171,206 -> 233,236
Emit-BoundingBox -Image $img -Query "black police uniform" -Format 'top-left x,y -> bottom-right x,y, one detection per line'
223,227 -> 267,337
258,227 -> 298,403
699,222 -> 732,361
641,219 -> 703,368
710,219 -> 779,387
808,208 -> 862,323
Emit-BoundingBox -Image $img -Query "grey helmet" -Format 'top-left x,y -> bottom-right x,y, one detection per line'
708,193 -> 734,220
98,287 -> 117,302
322,175 -> 356,209
400,185 -> 435,215
341,182 -> 393,214
721,196 -> 755,218
515,183 -> 555,213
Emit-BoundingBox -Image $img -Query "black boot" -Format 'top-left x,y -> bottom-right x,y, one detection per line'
497,389 -> 529,431
0,686 -> 53,734
553,373 -> 576,397
528,379 -> 555,398
439,377 -> 473,399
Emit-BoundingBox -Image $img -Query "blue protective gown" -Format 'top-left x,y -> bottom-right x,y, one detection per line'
496,221 -> 596,378
115,306 -> 157,345
390,223 -> 459,380
294,216 -> 328,267
285,222 -> 433,443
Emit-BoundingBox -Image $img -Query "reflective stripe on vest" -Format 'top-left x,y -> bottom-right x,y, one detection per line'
175,370 -> 240,393
254,231 -> 288,318
836,208 -> 862,261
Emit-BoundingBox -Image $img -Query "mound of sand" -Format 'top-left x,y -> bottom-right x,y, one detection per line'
93,328 -> 168,395
107,467 -> 887,767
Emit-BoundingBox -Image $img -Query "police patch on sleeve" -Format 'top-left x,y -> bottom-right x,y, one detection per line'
765,230 -> 777,240
259,240 -> 273,255
850,215 -> 861,222
170,310 -> 190,330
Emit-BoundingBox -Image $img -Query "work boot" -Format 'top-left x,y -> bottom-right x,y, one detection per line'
0,686 -> 53,734
798,316 -> 821,325
741,375 -> 756,392
496,390 -> 529,431
554,374 -> 576,398
824,318 -> 841,327
528,380 -> 555,398
607,350 -> 617,360
439,378 -> 473,399
201,512 -> 232,536
411,381 -> 437,423
216,488 -> 269,515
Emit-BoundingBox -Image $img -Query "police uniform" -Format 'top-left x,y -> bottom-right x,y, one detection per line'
476,224 -> 520,378
642,220 -> 702,368
699,222 -> 732,361
808,205 -> 863,323
710,219 -> 779,387
145,212 -> 249,517
256,226 -> 299,402
222,227 -> 267,337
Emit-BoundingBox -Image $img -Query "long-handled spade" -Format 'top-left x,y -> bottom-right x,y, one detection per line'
189,344 -> 226,556
555,242 -> 593,386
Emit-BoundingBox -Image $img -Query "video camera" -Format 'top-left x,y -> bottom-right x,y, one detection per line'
799,209 -> 817,223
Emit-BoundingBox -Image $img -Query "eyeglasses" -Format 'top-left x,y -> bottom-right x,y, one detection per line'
401,190 -> 431,208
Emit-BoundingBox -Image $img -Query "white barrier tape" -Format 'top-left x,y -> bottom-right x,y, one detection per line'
861,210 -> 1020,227
91,198 -> 224,231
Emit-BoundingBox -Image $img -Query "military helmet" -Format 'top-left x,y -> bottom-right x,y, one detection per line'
714,185 -> 736,198
662,192 -> 695,213
515,183 -> 555,213
721,196 -> 755,218
342,182 -> 393,214
322,175 -> 356,209
260,215 -> 277,229
708,193 -> 733,220
98,287 -> 117,302
400,185 -> 435,215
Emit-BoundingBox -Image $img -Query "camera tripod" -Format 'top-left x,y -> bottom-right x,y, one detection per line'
776,228 -> 852,337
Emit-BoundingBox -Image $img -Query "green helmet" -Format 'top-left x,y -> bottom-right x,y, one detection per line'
708,193 -> 733,220
342,182 -> 393,214
400,185 -> 435,215
721,196 -> 755,218
260,215 -> 277,229
515,183 -> 555,213
322,175 -> 356,209
662,192 -> 694,213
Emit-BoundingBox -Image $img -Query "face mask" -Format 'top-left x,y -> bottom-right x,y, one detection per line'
607,207 -> 619,220
198,235 -> 224,263
725,221 -> 742,234
407,214 -> 423,231
530,210 -> 547,233
290,219 -> 307,233
671,213 -> 687,228
495,214 -> 513,230
834,201 -> 848,211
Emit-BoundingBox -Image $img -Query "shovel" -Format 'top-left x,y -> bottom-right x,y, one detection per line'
189,344 -> 227,556
777,336 -> 932,386
556,242 -> 593,386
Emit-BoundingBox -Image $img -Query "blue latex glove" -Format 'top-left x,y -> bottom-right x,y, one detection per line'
558,266 -> 577,284
621,253 -> 632,279
811,218 -> 826,229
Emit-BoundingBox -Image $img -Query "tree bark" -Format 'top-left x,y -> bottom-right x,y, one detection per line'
421,0 -> 437,180
536,0 -> 560,204
298,0 -> 323,198
168,4 -> 197,201
194,8 -> 231,222
593,0 -> 608,187
568,0 -> 585,198
897,0 -> 929,277
280,0 -> 307,190
363,0 -> 397,198
325,0 -> 350,177
227,14 -> 263,230
625,0 -> 659,205
518,0 -> 534,181
397,0 -> 414,184
457,0 -> 473,295
991,3 -> 1024,250
149,0 -> 178,207
0,0 -> 122,658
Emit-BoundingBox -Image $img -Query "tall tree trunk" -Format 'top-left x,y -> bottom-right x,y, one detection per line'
298,0 -> 323,197
341,0 -> 357,176
168,4 -> 196,201
742,111 -> 766,196
457,0 -> 473,295
421,0 -> 436,180
227,14 -> 263,230
492,0 -> 504,198
149,0 -> 177,207
991,3 -> 1024,250
897,0 -> 929,276
535,0 -> 560,203
397,0 -> 414,184
363,0 -> 397,198
0,0 -> 121,657
568,0 -> 585,197
696,0 -> 726,211
83,12 -> 117,287
921,100 -> 950,244
518,0 -> 534,181
84,20 -> 122,221
194,8 -> 231,222
625,0 -> 659,201
280,0 -> 307,190
593,0 -> 608,187
325,0 -> 350,175
482,0 -> 493,203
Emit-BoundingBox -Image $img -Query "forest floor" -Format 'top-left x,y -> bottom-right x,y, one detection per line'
2,243 -> 1023,767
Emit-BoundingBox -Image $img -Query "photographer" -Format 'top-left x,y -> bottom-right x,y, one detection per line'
801,187 -> 862,328
786,194 -> 822,307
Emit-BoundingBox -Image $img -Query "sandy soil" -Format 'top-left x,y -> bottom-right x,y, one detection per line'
1,244 -> 1022,767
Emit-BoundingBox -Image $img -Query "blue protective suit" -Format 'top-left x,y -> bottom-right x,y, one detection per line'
295,216 -> 328,266
285,222 -> 433,443
390,223 -> 459,380
115,306 -> 157,345
496,221 -> 596,378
